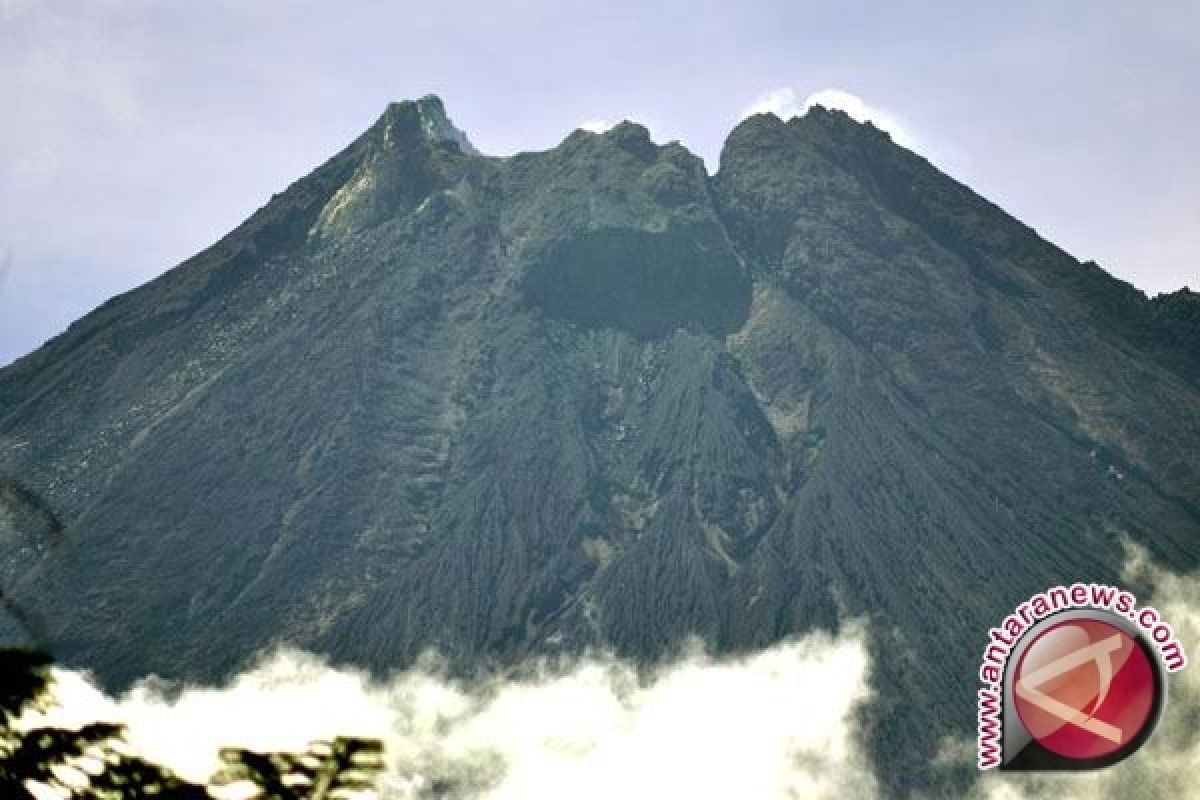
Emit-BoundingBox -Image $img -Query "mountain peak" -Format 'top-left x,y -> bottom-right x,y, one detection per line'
377,94 -> 479,156
309,96 -> 479,236
718,111 -> 791,169
720,104 -> 897,168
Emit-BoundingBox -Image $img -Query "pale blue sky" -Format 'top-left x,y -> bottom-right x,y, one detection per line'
2,1 -> 1198,365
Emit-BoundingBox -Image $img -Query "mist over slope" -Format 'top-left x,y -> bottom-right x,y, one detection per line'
17,549 -> 1197,800
28,633 -> 873,799
1,96 -> 1197,793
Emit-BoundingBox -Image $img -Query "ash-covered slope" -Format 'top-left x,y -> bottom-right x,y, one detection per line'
2,96 -> 1198,792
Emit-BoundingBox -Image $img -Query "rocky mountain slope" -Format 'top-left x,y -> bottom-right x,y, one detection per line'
2,96 -> 1197,793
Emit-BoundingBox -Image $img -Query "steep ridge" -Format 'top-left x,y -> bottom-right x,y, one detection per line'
714,110 -> 1200,788
1,98 -> 1197,793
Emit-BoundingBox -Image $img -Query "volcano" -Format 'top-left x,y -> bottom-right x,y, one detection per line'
2,96 -> 1197,793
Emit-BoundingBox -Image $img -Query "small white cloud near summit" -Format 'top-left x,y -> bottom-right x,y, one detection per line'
741,87 -> 917,150
578,119 -> 615,133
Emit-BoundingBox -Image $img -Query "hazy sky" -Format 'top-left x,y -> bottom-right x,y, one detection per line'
2,1 -> 1198,365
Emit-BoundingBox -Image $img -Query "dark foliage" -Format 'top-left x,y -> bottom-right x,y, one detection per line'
0,649 -> 52,721
0,649 -> 383,799
214,738 -> 385,799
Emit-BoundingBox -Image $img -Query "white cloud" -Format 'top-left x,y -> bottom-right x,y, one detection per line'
742,87 -> 806,120
18,628 -> 877,799
578,119 -> 615,134
741,87 -> 917,150
13,546 -> 1199,799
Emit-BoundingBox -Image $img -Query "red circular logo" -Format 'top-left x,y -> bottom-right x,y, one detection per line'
1013,617 -> 1157,760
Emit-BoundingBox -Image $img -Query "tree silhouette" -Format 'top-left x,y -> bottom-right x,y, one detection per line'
1,481 -> 385,798
0,649 -> 208,798
0,649 -> 52,720
82,754 -> 212,800
0,648 -> 385,799
213,737 -> 385,799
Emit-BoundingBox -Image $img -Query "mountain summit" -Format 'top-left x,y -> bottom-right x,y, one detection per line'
2,97 -> 1197,793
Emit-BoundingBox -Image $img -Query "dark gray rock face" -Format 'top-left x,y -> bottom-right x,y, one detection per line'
2,99 -> 1197,793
